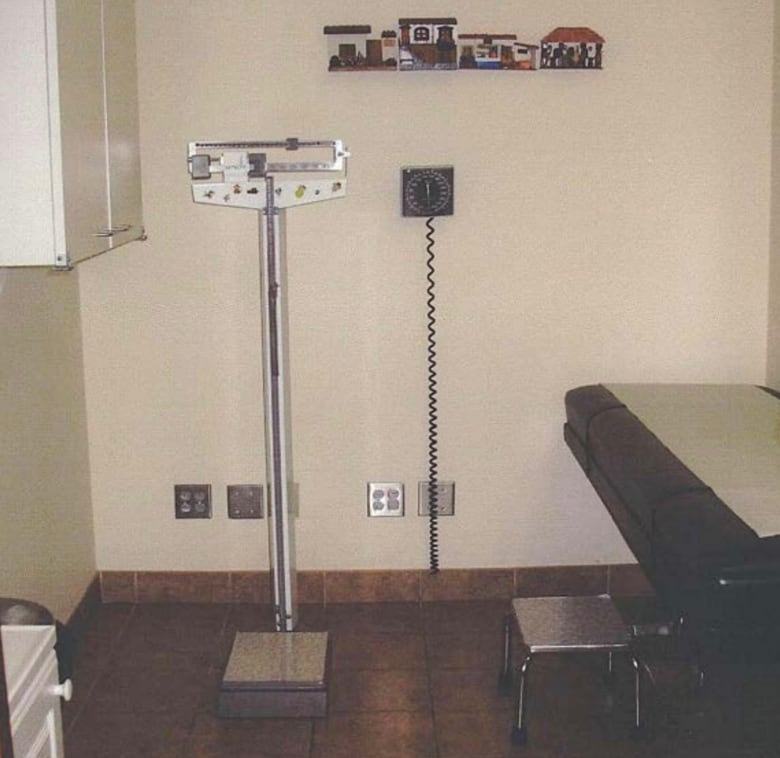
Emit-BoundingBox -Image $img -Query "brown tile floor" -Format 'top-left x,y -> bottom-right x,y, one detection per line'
61,599 -> 780,757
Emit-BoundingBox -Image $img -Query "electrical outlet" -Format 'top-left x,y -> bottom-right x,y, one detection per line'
418,480 -> 455,516
367,482 -> 404,517
174,484 -> 212,519
227,485 -> 264,519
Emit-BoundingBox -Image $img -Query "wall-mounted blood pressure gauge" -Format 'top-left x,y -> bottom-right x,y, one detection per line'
401,166 -> 454,217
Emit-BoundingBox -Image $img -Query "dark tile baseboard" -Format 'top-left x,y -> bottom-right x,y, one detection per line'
99,563 -> 653,605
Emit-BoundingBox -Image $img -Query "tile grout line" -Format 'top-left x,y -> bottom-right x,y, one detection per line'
306,716 -> 316,758
422,612 -> 442,758
63,602 -> 139,737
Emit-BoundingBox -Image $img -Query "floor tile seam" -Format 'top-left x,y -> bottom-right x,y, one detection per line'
117,641 -> 228,657
105,602 -> 138,651
63,604 -> 141,736
421,625 -> 444,758
332,667 -> 429,673
179,709 -> 204,745
422,623 -> 504,635
429,666 -> 505,675
328,627 -> 426,636
428,665 -> 502,673
80,707 -> 215,721
327,629 -> 424,639
432,706 -> 515,715
328,707 -> 436,716
219,600 -> 236,641
63,674 -> 109,738
424,627 -> 501,635
332,665 -> 430,674
305,717 -> 317,758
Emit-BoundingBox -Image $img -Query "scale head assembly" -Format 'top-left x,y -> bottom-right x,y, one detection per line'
187,137 -> 350,210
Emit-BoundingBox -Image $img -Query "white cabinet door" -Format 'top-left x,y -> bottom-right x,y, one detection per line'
103,0 -> 144,251
0,0 -> 143,268
0,0 -> 66,267
56,0 -> 112,264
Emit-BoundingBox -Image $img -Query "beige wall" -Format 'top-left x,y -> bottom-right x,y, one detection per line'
769,0 -> 780,389
0,269 -> 95,620
80,0 -> 773,573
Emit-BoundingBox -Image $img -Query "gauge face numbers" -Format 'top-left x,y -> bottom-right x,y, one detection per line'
402,166 -> 454,217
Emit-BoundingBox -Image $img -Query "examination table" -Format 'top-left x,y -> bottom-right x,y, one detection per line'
564,383 -> 780,660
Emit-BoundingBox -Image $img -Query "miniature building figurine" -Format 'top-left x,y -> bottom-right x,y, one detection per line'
325,20 -> 602,74
512,41 -> 539,70
540,27 -> 604,69
398,17 -> 458,71
380,30 -> 398,67
324,25 -> 371,69
458,33 -> 538,70
324,25 -> 397,70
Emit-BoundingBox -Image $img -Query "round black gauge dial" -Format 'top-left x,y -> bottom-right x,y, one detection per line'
402,167 -> 454,217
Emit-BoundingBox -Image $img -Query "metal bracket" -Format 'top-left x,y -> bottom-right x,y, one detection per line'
187,138 -> 350,181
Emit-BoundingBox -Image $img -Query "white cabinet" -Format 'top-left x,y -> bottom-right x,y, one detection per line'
0,0 -> 144,268
2,626 -> 70,758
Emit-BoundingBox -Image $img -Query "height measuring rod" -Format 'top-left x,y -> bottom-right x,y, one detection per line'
188,138 -> 350,631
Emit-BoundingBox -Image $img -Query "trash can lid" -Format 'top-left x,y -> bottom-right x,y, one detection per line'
0,598 -> 54,626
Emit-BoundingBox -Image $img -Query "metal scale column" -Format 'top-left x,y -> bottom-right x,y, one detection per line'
187,139 -> 350,717
261,174 -> 297,632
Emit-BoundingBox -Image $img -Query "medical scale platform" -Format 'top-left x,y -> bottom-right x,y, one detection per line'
218,631 -> 329,718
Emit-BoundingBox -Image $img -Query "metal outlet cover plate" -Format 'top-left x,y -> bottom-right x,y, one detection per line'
228,485 -> 264,519
367,482 -> 404,517
418,480 -> 455,516
175,484 -> 212,519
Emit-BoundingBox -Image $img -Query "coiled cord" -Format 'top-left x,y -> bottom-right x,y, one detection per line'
425,217 -> 440,574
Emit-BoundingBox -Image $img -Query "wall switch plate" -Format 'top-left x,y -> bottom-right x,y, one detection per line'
367,482 -> 404,517
175,484 -> 212,519
227,485 -> 264,519
418,480 -> 455,516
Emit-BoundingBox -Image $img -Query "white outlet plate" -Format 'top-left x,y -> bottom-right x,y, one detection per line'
418,481 -> 455,516
367,482 -> 404,517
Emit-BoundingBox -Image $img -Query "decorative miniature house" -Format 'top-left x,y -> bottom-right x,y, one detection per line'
325,25 -> 371,69
398,17 -> 458,71
379,30 -> 398,67
324,25 -> 397,70
458,34 -> 538,70
540,27 -> 604,69
324,20 -> 603,74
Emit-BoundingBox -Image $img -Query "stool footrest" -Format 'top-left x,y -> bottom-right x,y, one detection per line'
502,595 -> 642,747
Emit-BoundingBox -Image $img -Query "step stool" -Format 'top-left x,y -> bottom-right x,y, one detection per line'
498,594 -> 642,746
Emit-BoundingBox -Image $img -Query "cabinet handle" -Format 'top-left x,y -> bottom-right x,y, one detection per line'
49,679 -> 73,702
92,224 -> 133,238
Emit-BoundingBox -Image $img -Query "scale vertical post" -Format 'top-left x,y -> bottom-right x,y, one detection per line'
260,176 -> 297,632
189,139 -> 349,717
